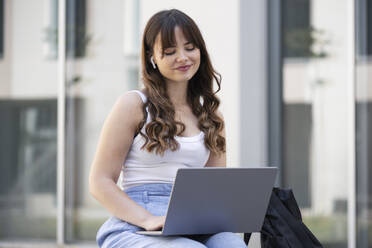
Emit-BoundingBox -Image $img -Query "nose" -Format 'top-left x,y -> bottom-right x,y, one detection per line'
176,50 -> 187,63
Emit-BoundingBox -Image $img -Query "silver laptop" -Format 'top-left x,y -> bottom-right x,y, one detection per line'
136,167 -> 277,236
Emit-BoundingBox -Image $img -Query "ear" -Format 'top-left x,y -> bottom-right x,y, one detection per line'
146,50 -> 155,63
151,52 -> 158,63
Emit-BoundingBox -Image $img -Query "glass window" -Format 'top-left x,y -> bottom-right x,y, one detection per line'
270,0 -> 349,246
356,0 -> 372,247
357,0 -> 372,56
64,0 -> 139,242
282,0 -> 311,58
66,0 -> 87,58
44,0 -> 88,60
0,0 -> 58,241
0,0 -> 4,59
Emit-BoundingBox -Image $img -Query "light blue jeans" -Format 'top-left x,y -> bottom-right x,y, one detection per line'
96,183 -> 247,248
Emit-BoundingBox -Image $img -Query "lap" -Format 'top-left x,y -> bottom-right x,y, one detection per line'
103,232 -> 207,248
102,231 -> 246,248
202,232 -> 247,248
96,184 -> 246,247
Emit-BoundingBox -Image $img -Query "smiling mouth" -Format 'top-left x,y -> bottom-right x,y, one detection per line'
176,65 -> 191,71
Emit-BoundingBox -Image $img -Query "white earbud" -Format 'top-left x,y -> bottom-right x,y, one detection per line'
150,56 -> 157,69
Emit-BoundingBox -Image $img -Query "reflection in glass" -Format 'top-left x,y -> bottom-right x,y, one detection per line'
356,0 -> 372,247
281,0 -> 347,247
0,0 -> 4,59
64,0 -> 140,242
0,0 -> 57,241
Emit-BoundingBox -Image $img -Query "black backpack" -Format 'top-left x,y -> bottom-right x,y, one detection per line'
244,188 -> 323,248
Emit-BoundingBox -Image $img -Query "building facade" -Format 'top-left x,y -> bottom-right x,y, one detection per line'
0,0 -> 370,247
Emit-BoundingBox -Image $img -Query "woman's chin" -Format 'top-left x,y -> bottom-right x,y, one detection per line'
167,76 -> 193,84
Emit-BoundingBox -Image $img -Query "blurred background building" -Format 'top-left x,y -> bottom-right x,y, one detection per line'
0,0 -> 370,247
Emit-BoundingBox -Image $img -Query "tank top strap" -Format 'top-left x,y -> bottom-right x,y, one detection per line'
130,90 -> 151,124
131,90 -> 147,103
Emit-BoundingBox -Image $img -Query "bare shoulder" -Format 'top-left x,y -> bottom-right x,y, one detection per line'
116,91 -> 145,110
109,91 -> 145,128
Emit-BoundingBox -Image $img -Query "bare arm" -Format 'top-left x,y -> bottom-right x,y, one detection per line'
89,92 -> 163,230
205,110 -> 226,167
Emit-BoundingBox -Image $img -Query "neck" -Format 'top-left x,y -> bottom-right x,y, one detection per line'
166,80 -> 188,107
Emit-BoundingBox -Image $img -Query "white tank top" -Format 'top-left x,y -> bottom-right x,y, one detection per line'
121,90 -> 210,190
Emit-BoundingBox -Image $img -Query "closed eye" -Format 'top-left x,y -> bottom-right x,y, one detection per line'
186,46 -> 195,51
163,43 -> 196,56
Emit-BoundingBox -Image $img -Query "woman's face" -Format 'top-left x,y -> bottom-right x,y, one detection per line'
152,26 -> 201,85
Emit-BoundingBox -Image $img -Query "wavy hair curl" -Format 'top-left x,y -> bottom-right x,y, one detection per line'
138,9 -> 225,156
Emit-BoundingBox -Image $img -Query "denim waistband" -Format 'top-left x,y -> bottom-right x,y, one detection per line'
124,183 -> 173,196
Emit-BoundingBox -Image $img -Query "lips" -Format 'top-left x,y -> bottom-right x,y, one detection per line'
176,65 -> 191,72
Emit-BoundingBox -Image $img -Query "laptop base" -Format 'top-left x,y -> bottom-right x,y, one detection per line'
136,231 -> 163,236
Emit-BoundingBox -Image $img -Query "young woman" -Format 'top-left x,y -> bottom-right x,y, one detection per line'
89,9 -> 247,248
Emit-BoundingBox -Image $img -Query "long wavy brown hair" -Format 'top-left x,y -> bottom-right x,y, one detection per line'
138,9 -> 225,156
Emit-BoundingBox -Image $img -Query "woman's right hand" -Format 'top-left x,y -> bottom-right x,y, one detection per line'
142,215 -> 166,231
